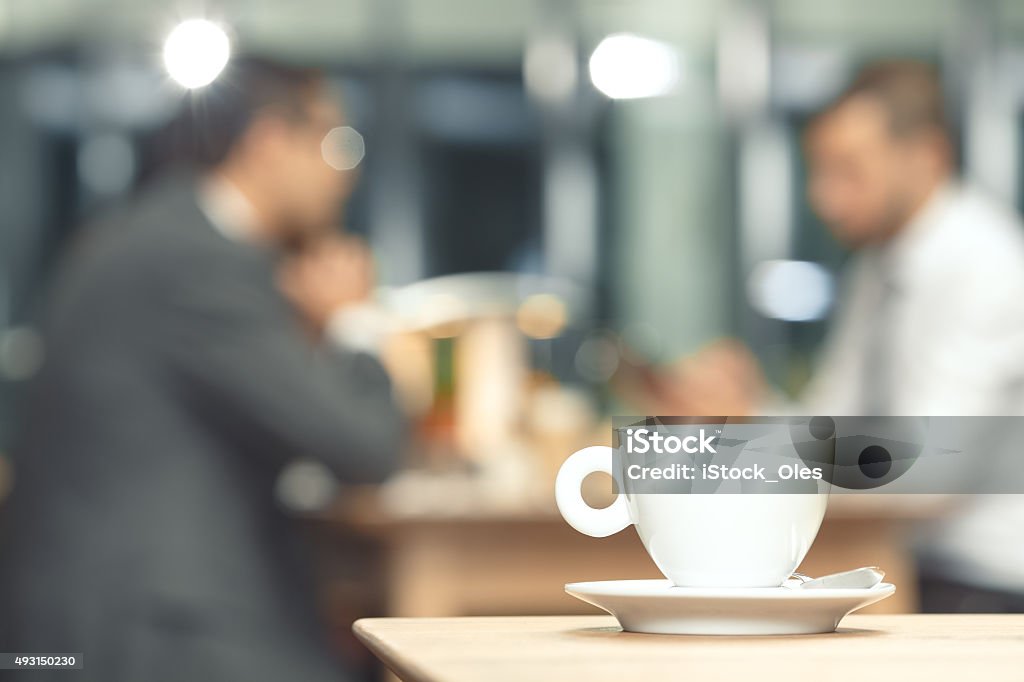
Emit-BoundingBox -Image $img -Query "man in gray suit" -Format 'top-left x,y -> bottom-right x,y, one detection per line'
0,58 -> 405,680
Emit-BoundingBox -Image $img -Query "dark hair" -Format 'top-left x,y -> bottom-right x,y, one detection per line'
151,56 -> 322,170
819,60 -> 948,138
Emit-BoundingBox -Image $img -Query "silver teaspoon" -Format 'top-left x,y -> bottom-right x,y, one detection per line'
786,566 -> 885,589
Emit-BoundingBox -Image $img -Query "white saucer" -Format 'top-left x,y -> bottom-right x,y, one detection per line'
565,579 -> 895,635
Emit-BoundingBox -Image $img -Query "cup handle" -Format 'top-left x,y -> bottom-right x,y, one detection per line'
555,445 -> 632,537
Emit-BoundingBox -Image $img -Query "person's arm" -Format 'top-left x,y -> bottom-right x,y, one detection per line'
160,271 -> 405,483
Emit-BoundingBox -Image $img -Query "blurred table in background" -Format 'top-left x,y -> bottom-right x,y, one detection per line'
313,484 -> 951,617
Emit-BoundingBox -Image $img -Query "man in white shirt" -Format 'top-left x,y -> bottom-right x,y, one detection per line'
651,62 -> 1024,611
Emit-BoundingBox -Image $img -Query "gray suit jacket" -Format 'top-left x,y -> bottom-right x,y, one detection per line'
0,174 -> 405,681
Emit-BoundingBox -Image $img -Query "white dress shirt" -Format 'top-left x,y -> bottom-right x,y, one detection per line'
802,181 -> 1024,416
798,180 -> 1024,592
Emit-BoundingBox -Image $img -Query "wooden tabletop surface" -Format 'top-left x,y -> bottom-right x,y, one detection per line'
354,614 -> 1024,682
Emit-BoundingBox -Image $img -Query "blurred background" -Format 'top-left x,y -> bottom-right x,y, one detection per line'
6,0 -> 1024,434
1,0 -> 1023,676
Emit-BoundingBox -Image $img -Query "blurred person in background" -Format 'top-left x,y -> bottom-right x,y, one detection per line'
634,61 -> 1024,612
0,57 -> 406,681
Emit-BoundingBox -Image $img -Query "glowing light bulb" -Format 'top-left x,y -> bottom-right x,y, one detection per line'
163,19 -> 231,89
589,33 -> 680,100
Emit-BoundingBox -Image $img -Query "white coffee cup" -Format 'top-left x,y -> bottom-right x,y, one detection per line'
555,445 -> 828,587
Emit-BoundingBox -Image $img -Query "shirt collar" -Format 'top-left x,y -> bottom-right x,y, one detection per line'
872,179 -> 959,288
196,174 -> 268,247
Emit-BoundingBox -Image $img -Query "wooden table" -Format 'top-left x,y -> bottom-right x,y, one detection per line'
354,614 -> 1024,682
